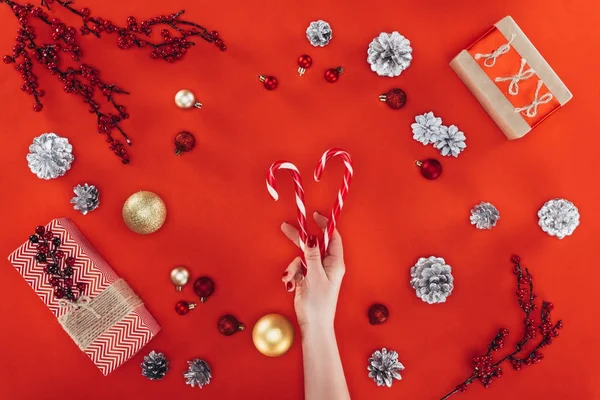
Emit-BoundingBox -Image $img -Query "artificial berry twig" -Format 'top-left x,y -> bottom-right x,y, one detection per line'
440,256 -> 563,400
1,0 -> 225,163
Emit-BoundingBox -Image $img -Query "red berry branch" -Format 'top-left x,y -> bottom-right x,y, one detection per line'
1,0 -> 225,163
440,256 -> 563,400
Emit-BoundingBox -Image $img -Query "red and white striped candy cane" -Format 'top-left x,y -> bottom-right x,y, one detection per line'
266,161 -> 309,251
314,148 -> 353,253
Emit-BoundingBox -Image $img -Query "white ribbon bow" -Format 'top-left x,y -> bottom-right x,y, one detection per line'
495,58 -> 536,95
58,295 -> 101,322
475,34 -> 516,68
514,80 -> 554,118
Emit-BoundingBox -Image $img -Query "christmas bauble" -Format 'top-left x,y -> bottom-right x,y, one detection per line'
218,314 -> 245,336
368,303 -> 389,325
122,191 -> 167,234
174,131 -> 196,155
259,75 -> 278,90
379,88 -> 407,109
175,301 -> 196,315
297,55 -> 312,76
252,313 -> 294,357
175,89 -> 202,109
416,159 -> 442,180
324,67 -> 343,83
194,276 -> 215,303
170,266 -> 190,291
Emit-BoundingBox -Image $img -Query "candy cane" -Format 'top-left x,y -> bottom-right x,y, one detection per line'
266,161 -> 309,251
314,149 -> 353,253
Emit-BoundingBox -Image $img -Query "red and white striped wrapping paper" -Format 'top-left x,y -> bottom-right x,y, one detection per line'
7,218 -> 160,375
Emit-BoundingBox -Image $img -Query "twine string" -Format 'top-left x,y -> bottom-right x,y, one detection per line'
514,80 -> 554,118
495,58 -> 536,95
475,33 -> 516,67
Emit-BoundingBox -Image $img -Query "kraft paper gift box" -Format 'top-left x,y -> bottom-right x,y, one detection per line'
450,16 -> 573,140
8,218 -> 160,375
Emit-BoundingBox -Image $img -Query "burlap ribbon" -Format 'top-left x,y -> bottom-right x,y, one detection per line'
57,279 -> 142,350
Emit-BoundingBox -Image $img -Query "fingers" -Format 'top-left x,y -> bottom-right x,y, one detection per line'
313,212 -> 344,259
281,222 -> 301,248
303,235 -> 326,279
281,256 -> 303,292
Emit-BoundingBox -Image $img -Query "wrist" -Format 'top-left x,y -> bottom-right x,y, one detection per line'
300,320 -> 335,339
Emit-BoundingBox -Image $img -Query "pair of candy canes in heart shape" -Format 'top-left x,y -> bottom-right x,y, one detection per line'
266,148 -> 353,256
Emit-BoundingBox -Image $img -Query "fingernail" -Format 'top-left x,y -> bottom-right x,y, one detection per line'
282,271 -> 288,277
286,282 -> 293,291
307,235 -> 318,248
302,265 -> 307,276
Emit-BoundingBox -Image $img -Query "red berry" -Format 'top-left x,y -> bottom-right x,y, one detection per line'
210,30 -> 219,38
65,257 -> 76,266
64,278 -> 73,287
35,225 -> 45,235
54,250 -> 64,259
3,55 -> 14,64
500,328 -> 509,336
54,288 -> 65,299
76,282 -> 87,292
49,277 -> 60,286
42,231 -> 53,240
511,255 -> 521,264
33,103 -> 43,112
416,159 -> 442,180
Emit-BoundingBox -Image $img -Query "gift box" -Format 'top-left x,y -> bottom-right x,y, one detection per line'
450,16 -> 573,140
8,218 -> 160,375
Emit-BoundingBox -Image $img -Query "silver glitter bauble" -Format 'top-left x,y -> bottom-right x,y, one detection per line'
174,89 -> 202,109
410,256 -> 454,304
368,348 -> 404,387
26,132 -> 74,180
470,202 -> 500,229
306,20 -> 332,47
367,31 -> 413,77
71,183 -> 100,215
538,199 -> 580,239
184,359 -> 211,388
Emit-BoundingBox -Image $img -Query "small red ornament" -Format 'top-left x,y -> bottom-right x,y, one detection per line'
175,301 -> 196,315
297,55 -> 312,76
416,159 -> 442,180
259,75 -> 278,90
324,67 -> 343,83
379,88 -> 407,109
35,225 -> 46,235
194,276 -> 215,303
218,314 -> 245,336
174,131 -> 196,155
368,303 -> 389,325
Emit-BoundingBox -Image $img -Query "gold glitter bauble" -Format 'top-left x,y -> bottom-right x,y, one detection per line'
122,191 -> 167,234
252,313 -> 294,357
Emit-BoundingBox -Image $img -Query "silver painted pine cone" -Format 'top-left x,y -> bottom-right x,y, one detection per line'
410,256 -> 454,304
411,112 -> 442,145
470,202 -> 500,229
184,359 -> 211,388
367,31 -> 413,77
435,125 -> 466,157
140,351 -> 169,381
538,199 -> 580,239
368,348 -> 404,387
71,184 -> 100,215
306,20 -> 332,47
26,132 -> 74,180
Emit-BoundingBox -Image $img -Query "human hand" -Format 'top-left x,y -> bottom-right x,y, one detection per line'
280,211 -> 345,331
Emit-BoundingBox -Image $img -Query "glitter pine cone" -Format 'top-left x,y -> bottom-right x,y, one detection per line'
367,348 -> 405,387
71,183 -> 100,215
141,350 -> 169,381
367,31 -> 413,77
470,202 -> 500,230
412,112 -> 442,145
184,359 -> 211,388
26,132 -> 74,180
410,256 -> 454,304
538,199 -> 580,239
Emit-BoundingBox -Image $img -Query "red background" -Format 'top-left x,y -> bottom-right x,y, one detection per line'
0,0 -> 597,399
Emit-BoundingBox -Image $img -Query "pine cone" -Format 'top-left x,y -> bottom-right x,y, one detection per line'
367,31 -> 413,77
411,112 -> 442,145
26,132 -> 74,180
71,184 -> 100,215
306,20 -> 332,47
538,199 -> 580,239
141,351 -> 169,381
470,202 -> 500,230
184,359 -> 211,388
434,125 -> 466,157
367,348 -> 404,387
410,256 -> 454,304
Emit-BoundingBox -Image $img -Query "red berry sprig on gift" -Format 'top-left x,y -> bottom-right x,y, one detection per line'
440,256 -> 563,399
30,225 -> 86,301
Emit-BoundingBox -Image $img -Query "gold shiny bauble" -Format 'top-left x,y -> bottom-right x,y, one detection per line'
170,266 -> 190,291
252,313 -> 294,357
122,191 -> 167,234
174,89 -> 202,109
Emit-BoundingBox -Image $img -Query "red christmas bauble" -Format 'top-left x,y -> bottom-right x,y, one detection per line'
259,75 -> 278,90
218,314 -> 245,336
175,301 -> 196,315
174,131 -> 196,155
194,276 -> 215,303
298,55 -> 312,69
368,303 -> 389,325
416,159 -> 442,180
324,67 -> 343,83
379,88 -> 407,109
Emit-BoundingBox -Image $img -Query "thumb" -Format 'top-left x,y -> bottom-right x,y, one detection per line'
303,235 -> 325,278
